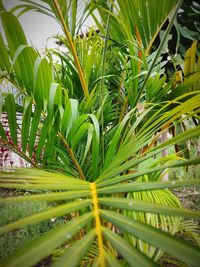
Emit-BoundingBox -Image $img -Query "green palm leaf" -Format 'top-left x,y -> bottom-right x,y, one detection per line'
102,227 -> 157,267
100,210 -> 200,266
0,213 -> 93,267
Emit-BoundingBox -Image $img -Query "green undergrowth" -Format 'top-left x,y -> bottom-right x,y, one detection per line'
0,199 -> 63,260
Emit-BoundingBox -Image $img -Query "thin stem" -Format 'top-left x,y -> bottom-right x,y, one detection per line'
100,2 -> 113,166
53,0 -> 89,100
146,16 -> 170,56
57,132 -> 86,180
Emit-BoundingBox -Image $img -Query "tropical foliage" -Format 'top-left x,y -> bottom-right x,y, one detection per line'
0,0 -> 200,266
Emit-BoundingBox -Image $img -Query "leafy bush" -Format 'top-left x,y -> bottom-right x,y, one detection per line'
0,200 -> 62,260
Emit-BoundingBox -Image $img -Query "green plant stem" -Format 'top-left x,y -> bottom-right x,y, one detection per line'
100,2 -> 113,166
57,132 -> 86,180
146,17 -> 170,56
133,0 -> 183,108
53,0 -> 89,101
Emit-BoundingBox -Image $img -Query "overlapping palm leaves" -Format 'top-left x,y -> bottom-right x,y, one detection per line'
0,0 -> 200,266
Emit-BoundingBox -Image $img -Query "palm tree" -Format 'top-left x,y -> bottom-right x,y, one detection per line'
0,0 -> 200,266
